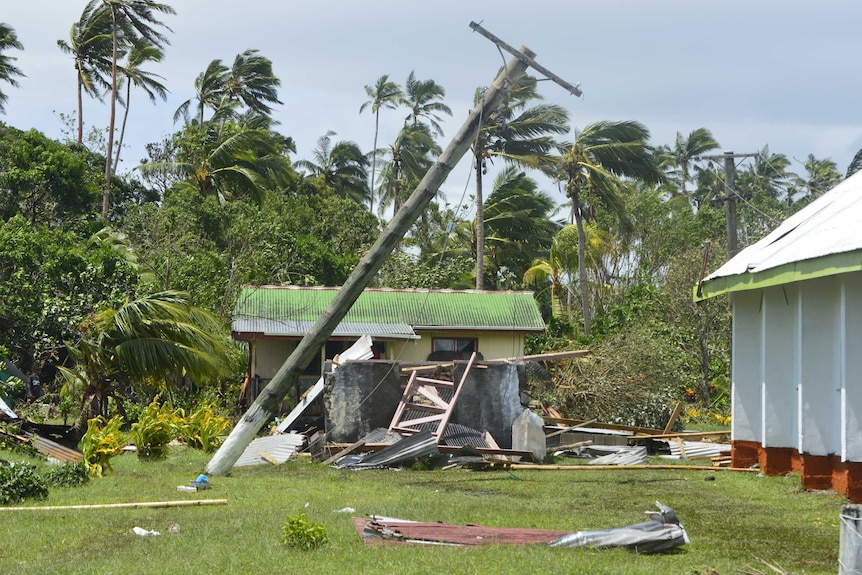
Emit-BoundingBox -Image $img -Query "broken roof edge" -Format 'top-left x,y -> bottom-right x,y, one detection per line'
694,249 -> 862,301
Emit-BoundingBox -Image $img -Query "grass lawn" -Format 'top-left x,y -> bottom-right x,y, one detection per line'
0,447 -> 844,575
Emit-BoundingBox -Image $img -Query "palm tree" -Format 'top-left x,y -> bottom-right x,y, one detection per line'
113,37 -> 167,172
137,120 -> 292,205
360,75 -> 402,212
556,120 -> 662,336
173,59 -> 228,127
482,167 -> 559,284
59,291 -> 231,425
220,49 -> 282,116
295,131 -> 370,206
0,22 -> 24,114
401,71 -> 452,137
57,1 -> 113,143
658,128 -> 719,198
791,154 -> 841,206
377,123 -> 440,215
100,0 -> 175,221
471,74 -> 569,289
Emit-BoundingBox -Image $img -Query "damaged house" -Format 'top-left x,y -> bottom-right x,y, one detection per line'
696,169 -> 862,501
231,286 -> 546,446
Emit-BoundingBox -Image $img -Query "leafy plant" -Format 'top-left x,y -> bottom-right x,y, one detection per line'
130,397 -> 180,460
178,402 -> 232,453
44,461 -> 89,487
80,415 -> 127,477
0,459 -> 48,504
282,511 -> 329,550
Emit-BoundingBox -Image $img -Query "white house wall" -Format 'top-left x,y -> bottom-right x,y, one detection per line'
734,271 -> 862,460
732,290 -> 763,444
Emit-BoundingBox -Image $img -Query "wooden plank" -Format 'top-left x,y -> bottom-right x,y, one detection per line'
545,419 -> 597,439
258,450 -> 280,465
663,401 -> 684,434
321,437 -> 368,466
543,416 -> 664,436
547,440 -> 593,453
0,499 -> 228,511
630,430 -> 730,440
503,463 -> 756,472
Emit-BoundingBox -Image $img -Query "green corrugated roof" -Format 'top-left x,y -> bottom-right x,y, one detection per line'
233,286 -> 545,334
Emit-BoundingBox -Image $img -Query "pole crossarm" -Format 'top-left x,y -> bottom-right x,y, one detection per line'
469,21 -> 582,97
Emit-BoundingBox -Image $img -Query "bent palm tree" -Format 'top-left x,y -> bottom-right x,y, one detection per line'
471,74 -> 569,288
113,37 -> 167,172
101,0 -> 175,221
360,75 -> 402,212
221,49 -> 282,116
557,120 -> 661,336
377,123 -> 440,215
173,58 -> 228,127
57,1 -> 113,143
657,127 -> 719,199
59,291 -> 232,426
0,22 -> 24,114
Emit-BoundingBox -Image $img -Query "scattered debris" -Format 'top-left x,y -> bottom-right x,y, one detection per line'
0,499 -> 228,511
233,433 -> 305,468
333,507 -> 355,513
333,430 -> 438,470
352,502 -> 688,553
132,527 -> 160,536
587,445 -> 649,466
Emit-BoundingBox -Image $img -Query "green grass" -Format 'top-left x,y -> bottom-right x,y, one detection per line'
0,447 -> 843,574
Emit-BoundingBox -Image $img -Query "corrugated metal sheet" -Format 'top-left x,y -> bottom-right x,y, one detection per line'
232,286 -> 545,336
233,434 -> 305,467
232,319 -> 418,339
666,440 -> 731,459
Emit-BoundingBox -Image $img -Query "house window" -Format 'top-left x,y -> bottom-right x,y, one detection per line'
432,337 -> 477,353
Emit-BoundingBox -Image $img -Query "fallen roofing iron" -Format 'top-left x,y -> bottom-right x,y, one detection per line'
352,501 -> 688,553
333,429 -> 438,470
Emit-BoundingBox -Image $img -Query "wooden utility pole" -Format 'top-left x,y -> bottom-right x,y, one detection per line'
206,27 -> 556,476
701,150 -> 757,258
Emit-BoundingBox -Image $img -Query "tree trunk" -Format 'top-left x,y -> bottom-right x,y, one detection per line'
475,151 -> 485,290
205,48 -> 532,476
573,199 -> 591,336
102,9 -> 119,222
113,80 -> 131,174
77,74 -> 84,145
369,110 -> 379,213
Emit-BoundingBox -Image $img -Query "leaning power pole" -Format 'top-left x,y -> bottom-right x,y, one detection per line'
206,23 -> 581,475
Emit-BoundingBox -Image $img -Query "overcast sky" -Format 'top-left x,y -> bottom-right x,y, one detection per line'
4,0 -> 862,209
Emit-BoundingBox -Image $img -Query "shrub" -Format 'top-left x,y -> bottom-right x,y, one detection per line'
44,461 -> 89,487
178,403 -> 232,453
81,415 -> 127,477
282,511 -> 329,550
0,459 -> 48,504
130,398 -> 180,460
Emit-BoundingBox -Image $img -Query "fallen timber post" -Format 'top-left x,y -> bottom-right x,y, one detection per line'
0,499 -> 228,511
206,29 -> 546,476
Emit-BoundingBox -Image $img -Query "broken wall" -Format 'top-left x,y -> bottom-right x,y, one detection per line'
451,362 -> 525,449
324,361 -> 402,443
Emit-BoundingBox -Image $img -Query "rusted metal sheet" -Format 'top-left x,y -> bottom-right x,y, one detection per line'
8,430 -> 83,463
353,517 -> 569,546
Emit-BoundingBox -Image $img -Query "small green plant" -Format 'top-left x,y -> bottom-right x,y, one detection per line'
44,461 -> 89,487
81,415 -> 127,477
0,459 -> 48,504
282,511 -> 329,550
178,403 -> 232,453
130,397 -> 180,460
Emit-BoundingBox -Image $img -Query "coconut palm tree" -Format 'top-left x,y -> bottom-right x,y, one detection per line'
360,75 -> 402,212
295,131 -> 370,206
137,120 -> 292,205
100,0 -> 175,221
556,120 -> 662,336
57,1 -> 113,143
376,123 -> 440,215
59,290 -> 232,425
220,49 -> 282,117
471,74 -> 569,289
658,127 -> 719,199
113,37 -> 167,172
0,22 -> 24,114
173,58 -> 228,127
482,167 -> 559,284
401,71 -> 452,137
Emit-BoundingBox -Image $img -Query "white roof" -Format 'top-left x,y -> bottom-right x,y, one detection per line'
704,170 -> 862,283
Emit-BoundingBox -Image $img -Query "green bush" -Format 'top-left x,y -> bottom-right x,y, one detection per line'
0,459 -> 48,504
282,511 -> 329,550
44,461 -> 89,487
81,415 -> 127,477
130,398 -> 180,460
